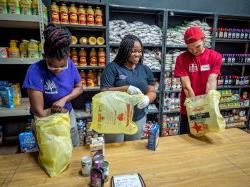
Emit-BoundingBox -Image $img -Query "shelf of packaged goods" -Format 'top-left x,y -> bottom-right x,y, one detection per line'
217,85 -> 250,89
0,98 -> 30,117
220,106 -> 250,111
146,109 -> 159,114
0,14 -> 47,29
165,69 -> 173,73
54,23 -> 106,30
70,44 -> 106,48
82,87 -> 100,92
166,45 -> 186,49
163,110 -> 180,114
77,66 -> 105,70
147,111 -> 159,114
165,89 -> 181,93
222,63 -> 250,66
74,110 -> 92,119
0,58 -> 40,65
215,38 -> 250,43
110,43 -> 162,48
151,69 -> 161,73
56,0 -> 106,6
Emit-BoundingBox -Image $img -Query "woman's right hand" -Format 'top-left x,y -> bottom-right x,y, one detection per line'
127,85 -> 142,95
51,98 -> 67,113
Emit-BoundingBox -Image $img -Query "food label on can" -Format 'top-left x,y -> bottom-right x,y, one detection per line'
81,156 -> 92,176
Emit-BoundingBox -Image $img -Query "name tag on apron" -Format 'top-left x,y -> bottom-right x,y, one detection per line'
201,64 -> 210,71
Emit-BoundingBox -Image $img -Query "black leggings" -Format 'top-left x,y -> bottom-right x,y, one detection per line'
179,114 -> 190,134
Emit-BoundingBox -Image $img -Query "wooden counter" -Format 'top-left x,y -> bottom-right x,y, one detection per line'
1,128 -> 250,187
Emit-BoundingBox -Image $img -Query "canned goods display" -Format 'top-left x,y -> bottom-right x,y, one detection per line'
81,156 -> 92,176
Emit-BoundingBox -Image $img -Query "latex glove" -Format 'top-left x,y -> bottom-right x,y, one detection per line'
137,95 -> 150,109
127,85 -> 142,95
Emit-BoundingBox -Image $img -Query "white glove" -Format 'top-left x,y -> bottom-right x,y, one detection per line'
137,95 -> 150,109
127,85 -> 142,95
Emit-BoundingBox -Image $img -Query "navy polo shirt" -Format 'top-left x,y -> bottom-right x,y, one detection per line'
101,62 -> 155,121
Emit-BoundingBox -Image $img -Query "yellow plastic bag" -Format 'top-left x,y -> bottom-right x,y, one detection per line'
185,90 -> 226,137
34,112 -> 72,177
90,91 -> 145,135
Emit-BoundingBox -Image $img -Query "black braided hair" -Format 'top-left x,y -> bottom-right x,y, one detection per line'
114,34 -> 144,65
43,23 -> 71,60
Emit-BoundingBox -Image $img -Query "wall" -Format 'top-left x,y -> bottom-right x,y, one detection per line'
108,0 -> 250,16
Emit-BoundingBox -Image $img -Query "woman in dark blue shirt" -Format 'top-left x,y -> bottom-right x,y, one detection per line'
101,34 -> 156,143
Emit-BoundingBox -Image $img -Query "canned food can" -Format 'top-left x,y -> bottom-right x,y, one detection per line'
81,156 -> 92,176
93,154 -> 104,164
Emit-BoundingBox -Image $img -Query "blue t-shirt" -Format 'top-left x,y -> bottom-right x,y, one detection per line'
23,59 -> 81,112
101,62 -> 155,121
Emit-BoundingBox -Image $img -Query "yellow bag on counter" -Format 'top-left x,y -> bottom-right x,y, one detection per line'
184,90 -> 226,137
90,91 -> 145,135
34,112 -> 72,177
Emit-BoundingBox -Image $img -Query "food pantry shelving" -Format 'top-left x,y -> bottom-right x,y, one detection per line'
215,14 -> 250,129
0,1 -> 249,144
0,0 -> 48,147
50,0 -> 109,107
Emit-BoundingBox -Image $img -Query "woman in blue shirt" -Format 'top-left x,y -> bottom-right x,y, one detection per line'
23,24 -> 83,146
101,34 -> 156,143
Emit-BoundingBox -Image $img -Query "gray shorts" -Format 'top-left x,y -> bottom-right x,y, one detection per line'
104,116 -> 147,143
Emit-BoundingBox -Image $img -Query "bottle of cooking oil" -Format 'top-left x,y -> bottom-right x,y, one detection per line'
28,39 -> 39,58
78,5 -> 86,25
7,0 -> 20,14
0,0 -> 8,14
71,48 -> 78,66
8,40 -> 20,58
98,48 -> 105,66
19,39 -> 29,58
87,70 -> 95,87
87,5 -> 94,25
79,48 -> 87,66
90,48 -> 97,66
60,3 -> 69,24
50,2 -> 59,23
95,6 -> 103,26
69,3 -> 77,24
20,0 -> 31,15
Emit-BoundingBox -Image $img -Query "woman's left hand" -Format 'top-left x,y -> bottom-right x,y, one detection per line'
52,98 -> 67,113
